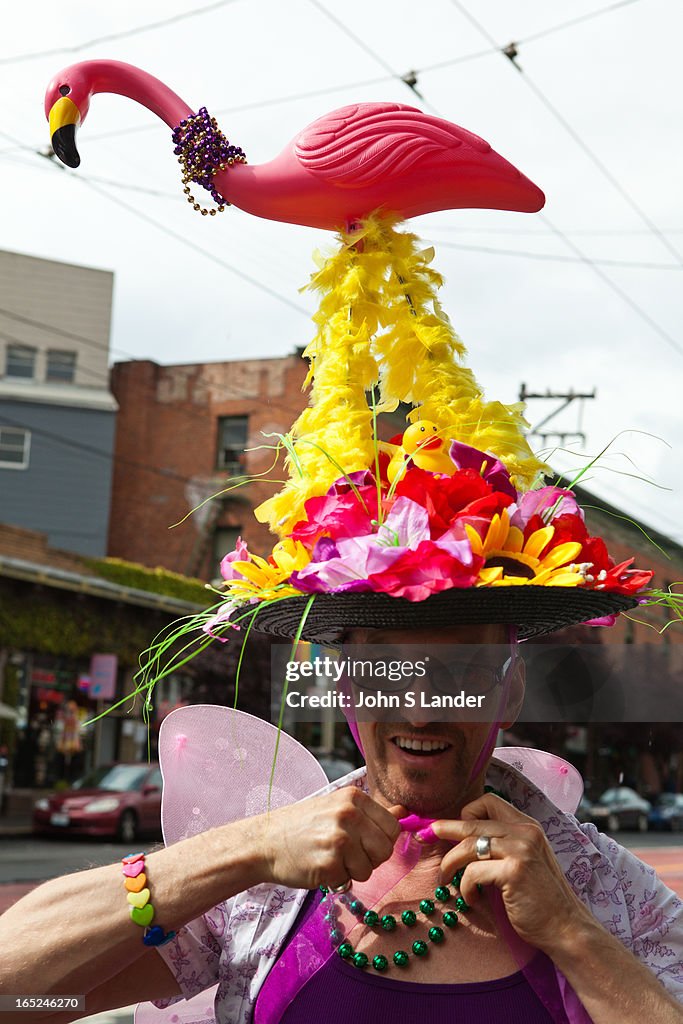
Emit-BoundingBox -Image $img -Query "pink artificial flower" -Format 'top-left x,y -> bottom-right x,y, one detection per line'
220,537 -> 251,581
291,497 -> 481,600
289,483 -> 380,549
290,535 -> 399,593
367,540 -> 482,601
509,487 -> 582,531
290,498 -> 430,594
202,601 -> 242,642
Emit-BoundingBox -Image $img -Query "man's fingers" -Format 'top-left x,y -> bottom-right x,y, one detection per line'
361,797 -> 406,841
359,822 -> 398,870
344,844 -> 376,884
459,792 -> 532,823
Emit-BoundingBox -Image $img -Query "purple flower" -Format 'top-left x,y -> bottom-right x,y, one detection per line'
449,440 -> 517,499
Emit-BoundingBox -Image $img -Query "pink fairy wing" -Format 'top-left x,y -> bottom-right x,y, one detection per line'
294,102 -> 491,189
134,705 -> 328,1024
494,746 -> 584,814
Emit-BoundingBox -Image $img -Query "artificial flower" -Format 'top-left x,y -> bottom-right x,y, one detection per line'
227,537 -> 310,601
290,498 -> 428,593
593,558 -> 654,595
202,600 -> 242,643
394,467 -> 494,538
220,536 -> 251,581
465,509 -> 585,586
366,539 -> 481,600
509,486 -> 582,531
449,440 -> 517,500
290,497 -> 480,599
289,477 -> 382,548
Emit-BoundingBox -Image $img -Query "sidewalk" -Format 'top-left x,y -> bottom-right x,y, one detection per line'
0,813 -> 33,837
0,787 -> 49,836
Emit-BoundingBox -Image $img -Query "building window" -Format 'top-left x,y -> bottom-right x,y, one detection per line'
0,427 -> 31,469
5,345 -> 36,379
46,349 -> 77,383
216,416 -> 248,474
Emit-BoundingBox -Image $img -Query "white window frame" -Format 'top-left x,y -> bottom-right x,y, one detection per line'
46,349 -> 77,384
5,344 -> 37,380
0,427 -> 31,469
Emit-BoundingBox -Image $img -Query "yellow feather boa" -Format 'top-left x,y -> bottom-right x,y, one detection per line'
255,214 -> 548,537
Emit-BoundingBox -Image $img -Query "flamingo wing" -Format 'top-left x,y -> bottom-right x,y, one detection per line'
294,102 -> 492,189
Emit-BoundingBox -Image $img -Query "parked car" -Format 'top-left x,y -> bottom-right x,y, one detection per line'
315,755 -> 356,783
584,786 -> 651,833
649,793 -> 683,832
574,795 -> 594,824
33,762 -> 162,843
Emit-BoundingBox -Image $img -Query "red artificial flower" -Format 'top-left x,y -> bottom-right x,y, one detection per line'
597,558 -> 654,595
538,513 -> 652,594
394,467 -> 494,538
366,540 -> 482,601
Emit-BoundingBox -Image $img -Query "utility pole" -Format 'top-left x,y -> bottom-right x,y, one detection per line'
519,384 -> 596,450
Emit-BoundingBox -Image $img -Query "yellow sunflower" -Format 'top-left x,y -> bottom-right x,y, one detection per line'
465,510 -> 585,587
227,538 -> 311,601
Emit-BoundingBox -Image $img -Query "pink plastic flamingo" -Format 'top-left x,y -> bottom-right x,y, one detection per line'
45,60 -> 544,231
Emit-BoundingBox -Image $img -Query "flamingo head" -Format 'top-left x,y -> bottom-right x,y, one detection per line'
45,64 -> 94,168
402,420 -> 444,453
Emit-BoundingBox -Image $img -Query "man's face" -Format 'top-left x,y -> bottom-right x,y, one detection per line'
348,623 -> 522,818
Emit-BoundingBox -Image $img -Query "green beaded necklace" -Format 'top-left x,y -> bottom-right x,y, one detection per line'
321,785 -> 507,973
321,868 -> 477,973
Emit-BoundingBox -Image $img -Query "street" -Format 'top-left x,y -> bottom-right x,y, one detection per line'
1,830 -> 682,1024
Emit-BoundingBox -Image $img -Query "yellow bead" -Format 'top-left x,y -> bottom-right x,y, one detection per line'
127,887 -> 151,909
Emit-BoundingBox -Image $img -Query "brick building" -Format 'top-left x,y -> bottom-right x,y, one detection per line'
108,353 -> 309,580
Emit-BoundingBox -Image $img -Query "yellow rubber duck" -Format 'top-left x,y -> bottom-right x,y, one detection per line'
381,420 -> 456,484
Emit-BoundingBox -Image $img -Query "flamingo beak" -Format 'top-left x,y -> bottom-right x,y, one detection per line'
49,97 -> 81,168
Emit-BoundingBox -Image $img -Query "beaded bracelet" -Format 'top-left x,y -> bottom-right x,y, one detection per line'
121,852 -> 176,947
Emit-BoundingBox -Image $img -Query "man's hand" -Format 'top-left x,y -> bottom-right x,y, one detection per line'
432,792 -> 593,953
255,788 -> 405,891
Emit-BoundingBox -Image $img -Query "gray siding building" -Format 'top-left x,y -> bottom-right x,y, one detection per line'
0,249 -> 117,556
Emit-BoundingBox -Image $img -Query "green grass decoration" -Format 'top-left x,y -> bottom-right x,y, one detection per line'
267,593 -> 316,811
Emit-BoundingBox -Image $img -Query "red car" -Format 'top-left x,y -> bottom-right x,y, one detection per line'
33,762 -> 162,843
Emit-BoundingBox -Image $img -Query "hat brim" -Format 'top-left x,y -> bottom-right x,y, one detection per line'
251,588 -> 637,643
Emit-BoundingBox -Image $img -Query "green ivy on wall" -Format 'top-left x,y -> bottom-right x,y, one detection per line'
84,557 -> 213,606
0,580 -> 190,666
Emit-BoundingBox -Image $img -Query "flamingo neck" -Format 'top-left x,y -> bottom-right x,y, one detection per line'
85,60 -> 194,129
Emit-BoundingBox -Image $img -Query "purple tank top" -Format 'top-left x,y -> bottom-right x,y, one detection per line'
272,951 -> 555,1023
255,890 -> 555,1023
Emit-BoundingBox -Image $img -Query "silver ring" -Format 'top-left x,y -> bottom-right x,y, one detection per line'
475,835 -> 492,860
329,880 -> 352,894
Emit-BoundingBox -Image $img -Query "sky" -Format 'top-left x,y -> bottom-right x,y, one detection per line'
1,0 -> 682,543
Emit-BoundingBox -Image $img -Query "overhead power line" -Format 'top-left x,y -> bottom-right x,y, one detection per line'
308,1 -> 683,360
15,0 -> 638,150
78,177 -> 309,317
308,0 -> 441,114
0,0 -> 241,67
429,238 -> 683,272
450,0 -> 683,268
0,411 -> 194,485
